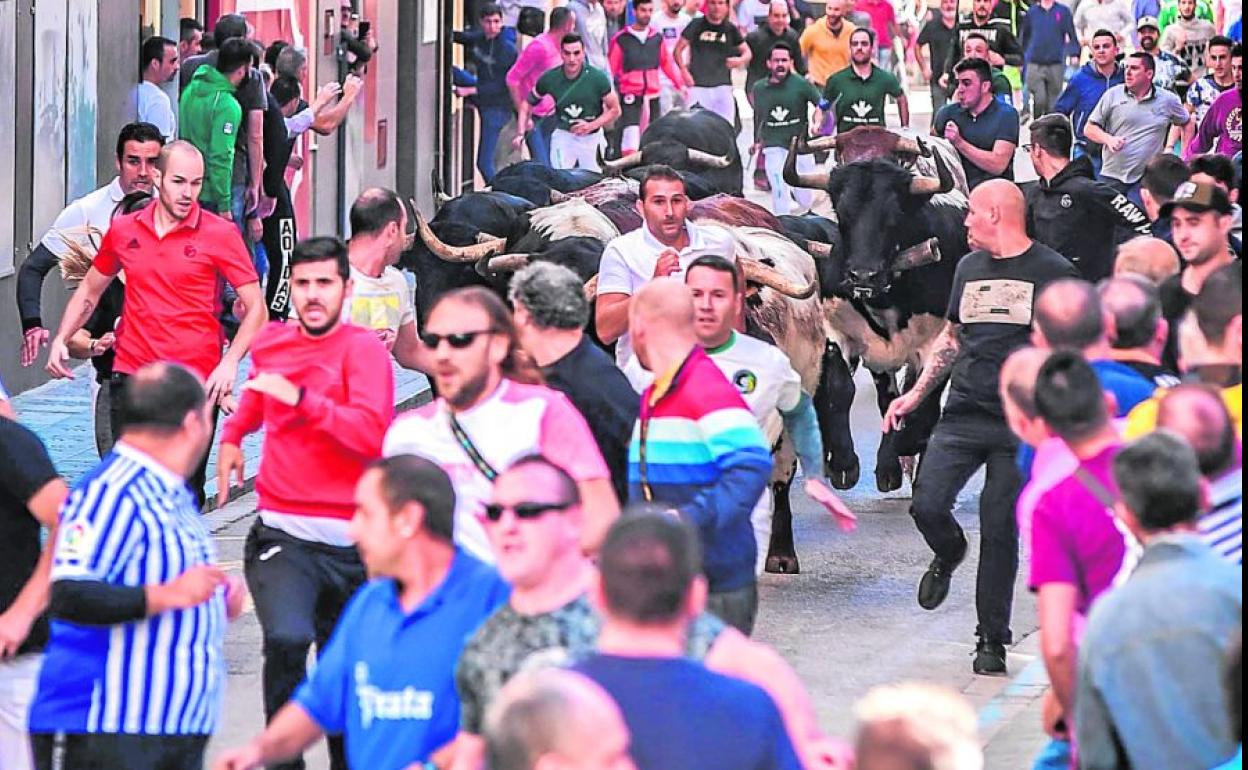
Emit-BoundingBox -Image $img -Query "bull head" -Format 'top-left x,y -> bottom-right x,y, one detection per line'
601,147 -> 732,173
740,257 -> 816,299
415,211 -> 508,263
783,138 -> 831,190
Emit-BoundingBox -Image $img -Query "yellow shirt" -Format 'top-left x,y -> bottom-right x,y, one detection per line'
799,20 -> 857,86
1124,383 -> 1243,439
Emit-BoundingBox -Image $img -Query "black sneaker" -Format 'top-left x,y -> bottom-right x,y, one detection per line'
916,536 -> 967,611
973,639 -> 1008,676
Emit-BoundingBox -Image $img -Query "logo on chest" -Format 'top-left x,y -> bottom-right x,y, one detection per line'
732,369 -> 759,395
184,245 -> 198,259
355,662 -> 435,729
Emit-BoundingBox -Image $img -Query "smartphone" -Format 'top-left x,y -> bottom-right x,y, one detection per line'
358,20 -> 371,38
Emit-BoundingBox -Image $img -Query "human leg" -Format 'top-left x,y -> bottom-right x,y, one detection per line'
706,581 -> 759,636
477,105 -> 512,182
975,426 -> 1023,647
311,544 -> 368,770
549,128 -> 576,169
763,146 -> 795,214
93,379 -> 114,457
0,654 -> 41,770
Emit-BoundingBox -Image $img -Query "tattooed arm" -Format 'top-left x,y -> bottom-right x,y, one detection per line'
883,321 -> 959,432
45,267 -> 111,379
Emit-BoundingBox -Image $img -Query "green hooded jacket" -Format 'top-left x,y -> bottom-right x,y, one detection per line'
179,66 -> 242,215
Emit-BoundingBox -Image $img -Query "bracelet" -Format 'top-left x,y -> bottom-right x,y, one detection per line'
89,338 -> 98,355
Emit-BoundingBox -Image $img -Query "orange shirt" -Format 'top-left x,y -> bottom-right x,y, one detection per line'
799,19 -> 857,86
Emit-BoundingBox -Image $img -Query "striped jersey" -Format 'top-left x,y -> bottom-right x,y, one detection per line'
1200,470 -> 1242,565
30,443 -> 226,736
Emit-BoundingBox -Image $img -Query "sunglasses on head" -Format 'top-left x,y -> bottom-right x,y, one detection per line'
419,329 -> 497,349
482,501 -> 576,522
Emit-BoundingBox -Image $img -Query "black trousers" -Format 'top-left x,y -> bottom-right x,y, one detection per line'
261,189 -> 296,322
909,413 -> 1021,645
244,520 -> 367,770
706,581 -> 759,637
30,732 -> 208,770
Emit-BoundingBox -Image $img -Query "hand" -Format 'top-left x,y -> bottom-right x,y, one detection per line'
212,744 -> 265,770
804,478 -> 858,532
683,72 -> 696,88
726,56 -> 745,69
883,390 -> 922,432
802,736 -> 856,770
1042,689 -> 1069,739
375,328 -> 398,350
286,154 -> 304,171
454,85 -> 478,98
342,74 -> 365,102
943,122 -> 961,145
751,142 -> 763,156
219,394 -> 239,416
0,607 -> 36,659
45,336 -> 75,379
244,186 -> 260,216
988,50 -> 1005,66
920,66 -> 932,82
205,358 -> 240,407
313,81 -> 342,112
938,72 -> 949,90
652,248 -> 681,278
90,332 -> 116,357
220,210 -> 235,222
1105,134 -> 1127,152
21,327 -> 49,367
570,120 -> 595,136
217,442 -> 246,508
243,372 -> 302,407
258,196 -> 277,220
224,574 -> 248,621
150,564 -> 227,614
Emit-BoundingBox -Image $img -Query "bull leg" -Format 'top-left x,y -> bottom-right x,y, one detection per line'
765,464 -> 800,574
816,341 -> 860,490
872,370 -> 905,493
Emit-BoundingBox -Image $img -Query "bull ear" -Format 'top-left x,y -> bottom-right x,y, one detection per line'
783,138 -> 830,190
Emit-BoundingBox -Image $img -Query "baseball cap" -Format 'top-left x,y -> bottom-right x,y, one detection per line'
1137,15 -> 1160,29
1160,180 -> 1234,217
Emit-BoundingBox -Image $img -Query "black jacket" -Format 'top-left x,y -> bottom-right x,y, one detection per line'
1026,155 -> 1150,281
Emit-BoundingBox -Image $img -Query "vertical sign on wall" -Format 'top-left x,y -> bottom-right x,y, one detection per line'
0,0 -> 17,277
31,0 -> 68,249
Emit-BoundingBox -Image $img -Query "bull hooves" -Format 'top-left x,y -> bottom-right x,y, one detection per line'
827,460 -> 861,490
765,553 -> 801,574
876,466 -> 904,493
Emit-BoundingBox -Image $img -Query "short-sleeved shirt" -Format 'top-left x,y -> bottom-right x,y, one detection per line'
1029,445 -> 1129,615
945,243 -> 1079,419
92,204 -> 258,379
682,17 -> 746,87
1087,84 -> 1189,185
1089,359 -> 1158,416
1186,74 -> 1235,125
822,64 -> 904,131
917,14 -> 958,86
295,554 -> 510,769
0,418 -> 58,657
752,73 -> 823,147
531,65 -> 614,131
345,265 -> 416,344
859,0 -> 898,41
38,178 -> 126,258
799,20 -> 857,85
932,98 -> 1020,189
383,380 -> 611,563
651,9 -> 693,86
455,594 -> 725,734
134,81 -> 176,140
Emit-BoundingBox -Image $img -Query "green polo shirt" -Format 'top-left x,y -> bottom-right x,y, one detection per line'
531,65 -> 613,132
752,74 -> 824,148
821,64 -> 903,130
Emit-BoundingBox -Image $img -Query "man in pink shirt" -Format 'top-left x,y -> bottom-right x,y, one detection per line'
856,0 -> 900,71
507,6 -> 578,165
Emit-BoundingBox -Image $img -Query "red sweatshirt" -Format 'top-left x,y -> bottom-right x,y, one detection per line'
221,321 -> 394,520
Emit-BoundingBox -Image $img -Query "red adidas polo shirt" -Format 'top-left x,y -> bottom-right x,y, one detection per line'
93,202 -> 258,380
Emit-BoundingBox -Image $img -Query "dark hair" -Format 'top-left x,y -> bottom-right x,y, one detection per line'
953,57 -> 993,85
1156,384 -> 1238,477
271,74 -> 302,108
430,287 -> 545,385
179,17 -> 204,43
549,6 -> 574,31
115,122 -> 165,161
1036,279 -> 1105,350
1091,28 -> 1118,44
1113,431 -> 1203,531
1098,274 -> 1162,350
962,31 -> 990,48
1141,154 -> 1191,202
121,362 -> 206,435
560,33 -> 583,49
290,236 -> 350,281
769,40 -> 796,59
1227,631 -> 1242,744
1029,113 -> 1074,158
1194,262 -> 1242,347
479,2 -> 503,19
599,513 -> 702,624
141,36 -> 176,73
639,165 -> 686,200
1034,350 -> 1109,443
633,0 -> 654,8
113,191 -> 154,221
349,188 -> 405,237
1129,51 -> 1156,73
1208,34 -> 1235,52
505,454 -> 582,505
686,255 -> 739,292
851,26 -> 876,46
1189,153 -> 1237,190
1233,42 -> 1244,58
264,40 -> 290,71
216,37 -> 254,76
212,13 -> 248,47
370,455 -> 457,543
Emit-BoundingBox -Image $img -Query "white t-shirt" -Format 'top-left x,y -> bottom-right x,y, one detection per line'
597,221 -> 737,366
343,265 -> 416,350
651,9 -> 693,86
134,81 -> 177,140
382,380 -> 611,562
39,178 -> 127,259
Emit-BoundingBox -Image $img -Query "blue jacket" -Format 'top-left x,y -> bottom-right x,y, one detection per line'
1020,2 -> 1078,65
1055,61 -> 1124,150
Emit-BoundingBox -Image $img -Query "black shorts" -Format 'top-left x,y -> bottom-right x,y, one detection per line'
31,732 -> 209,770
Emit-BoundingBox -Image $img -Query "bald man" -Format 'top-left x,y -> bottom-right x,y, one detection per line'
1156,385 -> 1242,565
885,180 -> 1078,676
1113,237 -> 1181,285
1097,275 -> 1180,389
485,669 -> 637,770
627,278 -> 773,635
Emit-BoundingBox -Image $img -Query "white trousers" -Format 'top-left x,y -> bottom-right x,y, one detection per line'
550,128 -> 605,171
762,147 -> 816,215
688,85 -> 737,125
0,654 -> 42,770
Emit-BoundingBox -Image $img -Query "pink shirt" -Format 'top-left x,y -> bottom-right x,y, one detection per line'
506,32 -> 562,116
860,0 -> 897,42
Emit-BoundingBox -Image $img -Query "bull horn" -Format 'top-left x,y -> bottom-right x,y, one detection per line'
415,211 -> 507,263
783,138 -> 830,190
479,253 -> 532,275
602,151 -> 646,173
740,257 -> 816,299
549,189 -> 573,203
434,192 -> 454,208
803,135 -> 841,153
909,146 -> 955,196
892,238 -> 942,271
686,148 -> 732,168
475,232 -> 505,244
892,136 -> 922,156
583,275 -> 599,300
806,240 -> 834,259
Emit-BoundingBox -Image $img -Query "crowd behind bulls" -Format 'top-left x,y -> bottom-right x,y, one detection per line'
0,0 -> 1243,768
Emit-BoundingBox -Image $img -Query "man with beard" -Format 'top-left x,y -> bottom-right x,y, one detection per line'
752,42 -> 824,214
822,28 -> 909,132
799,0 -> 858,88
651,0 -> 693,114
675,0 -> 751,124
216,236 -> 393,770
1137,16 -> 1192,94
940,0 -> 1023,86
1162,0 -> 1219,77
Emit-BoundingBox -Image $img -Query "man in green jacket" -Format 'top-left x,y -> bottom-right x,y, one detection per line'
180,38 -> 252,217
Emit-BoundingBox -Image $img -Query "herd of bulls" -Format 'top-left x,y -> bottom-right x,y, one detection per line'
408,108 -> 975,573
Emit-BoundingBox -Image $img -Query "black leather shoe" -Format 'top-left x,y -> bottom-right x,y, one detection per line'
917,538 -> 967,611
973,639 -> 1009,676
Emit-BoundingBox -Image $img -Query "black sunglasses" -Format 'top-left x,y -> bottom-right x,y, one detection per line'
482,501 -> 576,522
419,329 -> 497,349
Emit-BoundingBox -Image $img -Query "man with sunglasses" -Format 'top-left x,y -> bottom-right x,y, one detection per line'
217,236 -> 394,770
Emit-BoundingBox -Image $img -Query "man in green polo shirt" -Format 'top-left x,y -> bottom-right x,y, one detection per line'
822,27 -> 909,132
516,34 -> 622,171
751,41 -> 824,213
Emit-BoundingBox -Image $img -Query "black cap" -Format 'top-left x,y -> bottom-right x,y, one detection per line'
1161,180 -> 1234,217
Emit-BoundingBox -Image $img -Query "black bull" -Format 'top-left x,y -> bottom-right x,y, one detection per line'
601,109 -> 743,196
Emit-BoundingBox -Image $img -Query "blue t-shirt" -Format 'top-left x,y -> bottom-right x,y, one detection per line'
295,551 -> 510,770
1090,359 -> 1157,416
932,98 -> 1020,189
574,655 -> 802,770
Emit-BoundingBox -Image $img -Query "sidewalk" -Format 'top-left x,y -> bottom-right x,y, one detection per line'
10,359 -> 430,507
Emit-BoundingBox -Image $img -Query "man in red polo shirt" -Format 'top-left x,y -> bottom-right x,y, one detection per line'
47,140 -> 265,506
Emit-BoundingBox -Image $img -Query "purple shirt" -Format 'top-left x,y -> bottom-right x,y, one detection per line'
1189,86 -> 1242,157
1029,445 -> 1128,615
506,32 -> 562,116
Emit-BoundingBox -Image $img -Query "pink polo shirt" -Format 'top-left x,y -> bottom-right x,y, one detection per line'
506,32 -> 562,116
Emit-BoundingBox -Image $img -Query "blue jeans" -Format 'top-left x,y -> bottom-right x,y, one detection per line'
477,105 -> 512,182
526,114 -> 556,167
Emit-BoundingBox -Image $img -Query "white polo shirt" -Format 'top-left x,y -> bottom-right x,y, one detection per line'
596,220 -> 737,366
39,177 -> 128,259
134,81 -> 177,140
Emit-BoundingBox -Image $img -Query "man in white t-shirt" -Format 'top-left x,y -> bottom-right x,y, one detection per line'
135,36 -> 179,140
651,0 -> 694,112
342,188 -> 430,373
596,166 -> 737,367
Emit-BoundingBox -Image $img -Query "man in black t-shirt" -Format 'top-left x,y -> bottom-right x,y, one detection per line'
0,417 -> 66,770
675,0 -> 751,125
885,180 -> 1078,678
917,0 -> 958,111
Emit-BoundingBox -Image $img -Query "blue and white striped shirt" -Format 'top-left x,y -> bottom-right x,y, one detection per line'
1200,470 -> 1242,566
29,443 -> 226,736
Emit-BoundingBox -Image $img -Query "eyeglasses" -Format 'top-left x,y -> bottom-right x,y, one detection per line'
482,501 -> 576,522
419,329 -> 497,349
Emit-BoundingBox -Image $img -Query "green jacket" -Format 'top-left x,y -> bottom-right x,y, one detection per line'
179,66 -> 242,214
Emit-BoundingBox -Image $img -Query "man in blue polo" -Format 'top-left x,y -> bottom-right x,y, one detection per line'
932,57 -> 1020,189
213,456 -> 510,770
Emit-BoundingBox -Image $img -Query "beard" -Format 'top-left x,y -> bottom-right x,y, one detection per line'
445,367 -> 493,410
296,302 -> 343,337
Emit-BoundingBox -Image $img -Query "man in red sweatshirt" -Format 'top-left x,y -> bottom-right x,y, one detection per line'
217,235 -> 394,770
609,0 -> 689,154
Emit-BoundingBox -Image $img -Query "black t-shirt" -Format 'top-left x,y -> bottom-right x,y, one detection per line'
682,18 -> 745,87
181,52 -> 265,186
83,280 -> 125,383
0,418 -> 59,656
262,93 -> 294,200
917,12 -> 957,86
542,336 -> 640,503
1159,273 -> 1194,374
945,243 -> 1079,418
